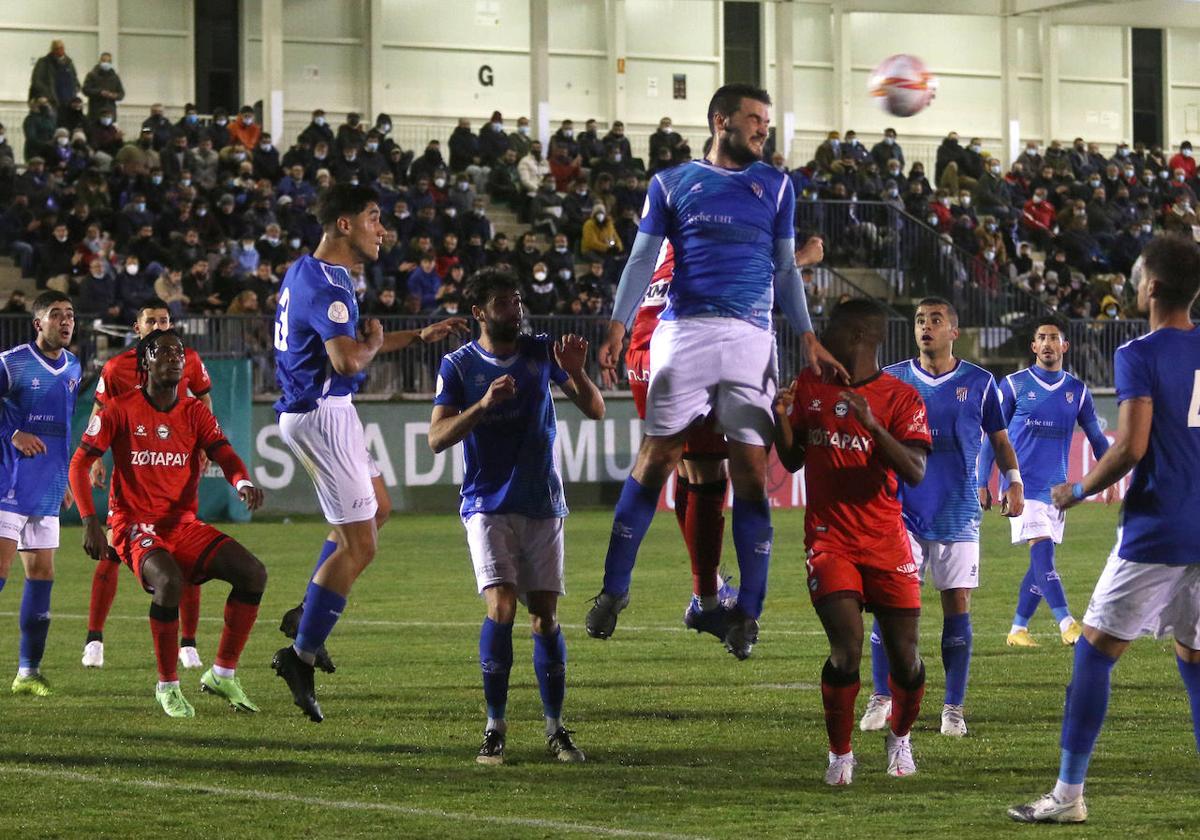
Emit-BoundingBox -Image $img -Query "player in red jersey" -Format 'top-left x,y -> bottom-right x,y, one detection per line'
773,299 -> 931,786
69,329 -> 266,718
82,300 -> 213,671
622,236 -> 825,639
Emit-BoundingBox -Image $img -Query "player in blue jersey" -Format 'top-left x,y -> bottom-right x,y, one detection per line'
589,83 -> 846,658
860,297 -> 1024,737
979,315 -> 1114,649
0,290 -> 81,697
1008,234 -> 1200,824
271,184 -> 466,721
429,268 -> 605,765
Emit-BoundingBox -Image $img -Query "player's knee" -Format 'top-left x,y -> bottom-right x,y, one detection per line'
242,554 -> 268,593
153,571 -> 184,606
530,611 -> 558,636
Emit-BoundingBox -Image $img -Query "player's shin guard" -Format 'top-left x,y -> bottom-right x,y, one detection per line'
601,477 -> 660,596
821,659 -> 861,755
731,496 -> 771,619
870,619 -> 891,697
1014,566 -> 1042,626
1030,540 -> 1070,621
1058,636 -> 1117,785
179,582 -> 201,648
18,579 -> 52,672
87,552 -> 121,641
215,589 -> 261,673
480,617 -> 513,722
941,613 -> 973,706
1176,655 -> 1200,752
149,602 -> 180,683
294,581 -> 346,663
888,661 -> 926,738
688,479 -> 727,598
533,627 -> 567,725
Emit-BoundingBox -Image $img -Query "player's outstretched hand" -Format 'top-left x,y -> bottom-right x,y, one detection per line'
81,517 -> 107,561
1001,482 -> 1025,518
361,318 -> 384,350
89,456 -> 107,488
978,486 -> 993,511
838,389 -> 878,432
804,333 -> 850,384
599,321 -> 626,374
239,484 -> 264,512
420,317 -> 470,344
796,236 -> 824,267
480,374 -> 517,409
774,380 -> 797,418
11,431 -> 47,457
1050,481 -> 1081,511
553,334 -> 589,376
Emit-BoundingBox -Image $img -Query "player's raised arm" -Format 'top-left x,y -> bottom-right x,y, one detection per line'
553,334 -> 605,420
378,316 -> 471,354
772,379 -> 806,472
602,174 -> 669,372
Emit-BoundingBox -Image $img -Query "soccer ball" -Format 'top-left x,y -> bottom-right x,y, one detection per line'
868,54 -> 938,117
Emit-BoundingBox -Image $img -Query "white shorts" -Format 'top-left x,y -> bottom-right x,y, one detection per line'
464,513 -> 565,598
646,316 -> 778,447
908,532 -> 980,591
1083,549 -> 1200,649
278,395 -> 378,526
1010,498 -> 1065,545
0,511 -> 59,551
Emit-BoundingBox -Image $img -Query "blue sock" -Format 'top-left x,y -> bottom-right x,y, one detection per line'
1030,540 -> 1070,621
1014,566 -> 1042,626
532,627 -> 567,721
0,577 -> 6,594
941,613 -> 973,706
310,539 -> 338,580
731,496 -> 772,619
479,618 -> 513,721
1177,656 -> 1200,752
601,477 -> 660,596
870,618 -> 891,696
294,581 -> 347,656
1058,636 -> 1117,785
18,579 -> 53,671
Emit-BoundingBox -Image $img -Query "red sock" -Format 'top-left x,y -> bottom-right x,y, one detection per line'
179,582 -> 201,645
149,604 -> 180,683
821,662 -> 861,756
674,475 -> 690,542
87,551 -> 121,636
215,592 -> 261,671
687,479 -> 727,597
888,665 -> 926,737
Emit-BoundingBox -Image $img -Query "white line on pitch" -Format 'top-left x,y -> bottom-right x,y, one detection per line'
0,766 -> 710,840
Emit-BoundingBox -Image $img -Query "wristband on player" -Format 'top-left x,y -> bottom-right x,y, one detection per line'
235,479 -> 255,492
1071,482 -> 1086,500
1005,469 -> 1023,485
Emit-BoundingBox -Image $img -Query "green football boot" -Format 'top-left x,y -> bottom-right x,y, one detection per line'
156,684 -> 196,718
200,668 -> 260,712
11,672 -> 52,697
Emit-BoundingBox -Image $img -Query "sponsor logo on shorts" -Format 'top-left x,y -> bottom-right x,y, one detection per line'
898,562 -> 919,576
140,537 -> 154,547
351,495 -> 374,509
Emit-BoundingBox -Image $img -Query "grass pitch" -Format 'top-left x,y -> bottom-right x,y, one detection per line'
0,504 -> 1194,839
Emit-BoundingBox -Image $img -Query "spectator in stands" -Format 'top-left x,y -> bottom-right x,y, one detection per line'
479,111 -> 509,165
523,261 -> 562,316
1058,210 -> 1106,274
578,118 -> 604,165
1086,185 -> 1122,247
544,231 -> 573,282
335,112 -> 365,153
364,283 -> 401,316
127,223 -> 169,269
1170,167 -> 1198,206
450,118 -> 489,190
974,216 -> 1008,265
1110,219 -> 1151,276
152,265 -> 187,318
76,255 -> 121,318
553,119 -> 579,159
1015,141 -> 1042,176
36,221 -> 74,291
518,141 -> 549,199
561,177 -> 593,244
1085,141 -> 1108,174
57,94 -> 87,135
487,147 -> 521,205
142,103 -> 172,150
512,231 -> 543,277
814,131 -> 840,174
842,131 -> 869,164
578,258 -> 611,298
602,120 -> 633,164
549,142 -> 582,191
935,131 -> 965,186
509,116 -> 533,159
299,108 -> 333,148
581,203 -> 621,263
117,254 -> 157,320
81,51 -> 124,121
1068,138 -> 1090,179
29,40 -> 79,113
649,117 -> 686,164
1167,141 -> 1195,180
1164,192 -> 1198,233
445,172 -> 475,217
248,261 -> 282,309
410,139 -> 446,183
160,132 -> 195,184
2,289 -> 27,313
883,158 -> 907,192
186,134 -> 217,190
184,258 -> 222,314
436,232 -> 462,278
204,107 -> 229,149
870,128 -> 903,171
254,132 -> 282,181
973,157 -> 1014,222
227,105 -> 260,151
407,254 -> 441,311
173,103 -> 202,146
1022,186 -> 1057,249
23,98 -> 56,162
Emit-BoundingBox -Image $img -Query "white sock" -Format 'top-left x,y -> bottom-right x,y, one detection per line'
1010,623 -> 1028,635
486,717 -> 506,733
888,731 -> 910,745
829,749 -> 853,760
700,595 -> 719,611
16,667 -> 36,678
1053,779 -> 1084,802
1059,616 -> 1075,633
157,680 -> 180,692
213,665 -> 235,679
545,715 -> 563,736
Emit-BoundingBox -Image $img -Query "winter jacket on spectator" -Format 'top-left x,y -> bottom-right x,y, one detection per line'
649,124 -> 684,163
552,126 -> 579,160
1164,198 -> 1198,233
1022,194 -> 1056,236
581,209 -> 622,258
253,140 -> 282,182
37,232 -> 75,289
972,170 -> 1012,219
207,114 -> 231,151
82,61 -> 124,119
118,263 -> 158,320
549,149 -> 582,192
175,110 -> 203,146
577,125 -> 605,164
160,140 -> 197,184
935,135 -> 965,182
479,118 -> 510,165
1110,226 -> 1151,277
29,49 -> 79,110
1168,146 -> 1196,180
298,115 -> 334,149
410,143 -> 446,183
228,113 -> 261,151
1014,145 -> 1042,176
509,123 -> 533,160
814,136 -> 840,174
523,273 -> 563,316
335,116 -> 366,154
142,109 -> 172,151
601,128 -> 633,163
127,230 -> 170,268
406,265 -> 442,311
184,264 -> 224,314
191,143 -> 220,190
449,124 -> 481,172
870,135 -> 904,171
23,104 -> 56,162
518,150 -> 550,196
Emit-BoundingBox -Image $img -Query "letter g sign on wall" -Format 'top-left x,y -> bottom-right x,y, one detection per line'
478,65 -> 494,86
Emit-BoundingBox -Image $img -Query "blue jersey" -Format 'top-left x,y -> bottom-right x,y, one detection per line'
1113,328 -> 1200,565
885,359 -> 1005,542
0,343 -> 81,516
639,159 -> 794,330
435,335 -> 570,519
986,365 -> 1109,504
273,255 -> 363,413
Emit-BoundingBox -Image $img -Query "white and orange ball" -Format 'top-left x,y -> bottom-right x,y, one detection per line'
868,54 -> 938,117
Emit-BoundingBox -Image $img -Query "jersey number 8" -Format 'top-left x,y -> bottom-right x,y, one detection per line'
274,288 -> 290,352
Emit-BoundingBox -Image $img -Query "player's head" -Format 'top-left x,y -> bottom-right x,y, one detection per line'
134,299 -> 172,337
317,184 -> 385,262
914,296 -> 959,357
1135,233 -> 1200,315
465,267 -> 523,344
707,83 -> 771,165
1030,314 -> 1069,370
137,328 -> 185,389
31,290 -> 74,351
823,297 -> 887,364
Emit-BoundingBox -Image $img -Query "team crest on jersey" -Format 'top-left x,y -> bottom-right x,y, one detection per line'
750,181 -> 763,199
156,424 -> 170,440
1065,391 -> 1075,404
30,377 -> 40,390
327,301 -> 350,324
68,378 -> 79,392
135,424 -> 147,437
85,415 -> 101,437
1027,391 -> 1036,400
140,537 -> 154,548
956,386 -> 968,402
834,400 -> 849,417
474,374 -> 487,388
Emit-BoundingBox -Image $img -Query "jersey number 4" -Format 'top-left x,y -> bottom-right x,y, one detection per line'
1189,370 -> 1200,428
274,288 -> 290,352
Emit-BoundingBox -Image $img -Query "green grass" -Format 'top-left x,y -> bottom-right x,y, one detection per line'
0,505 -> 1194,838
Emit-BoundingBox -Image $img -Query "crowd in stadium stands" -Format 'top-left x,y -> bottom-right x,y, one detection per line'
2,40 -> 1197,361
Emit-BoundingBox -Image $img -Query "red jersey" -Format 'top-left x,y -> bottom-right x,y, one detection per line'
94,346 -> 211,407
788,369 -> 931,556
627,241 -> 675,353
79,390 -> 237,523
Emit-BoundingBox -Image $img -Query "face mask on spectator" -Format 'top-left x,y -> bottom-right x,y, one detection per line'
365,142 -> 378,152
179,177 -> 191,187
100,117 -> 113,127
659,126 -> 670,134
241,115 -> 254,125
960,196 -> 971,207
1159,170 -> 1169,179
1175,173 -> 1186,182
445,207 -> 457,218
887,188 -> 898,198
1123,168 -> 1134,178
151,175 -> 162,185
989,165 -> 1001,176
398,210 -> 410,219
289,237 -> 301,249
1184,149 -> 1194,158
1089,178 -> 1101,188
1104,306 -> 1117,317
100,61 -> 112,71
233,152 -> 246,162
563,129 -> 574,139
595,212 -> 606,223
491,121 -> 503,132
434,177 -> 446,188
532,270 -> 548,282
986,222 -> 998,232
1026,145 -> 1038,155
518,125 -> 530,136
56,136 -> 69,147
1141,223 -> 1151,234
1032,194 -> 1044,203
940,244 -> 953,256
884,136 -> 895,146
1112,282 -> 1124,294
185,113 -> 198,124
126,263 -> 139,275
135,202 -> 146,212
196,207 -> 207,216
970,144 -> 982,153
940,197 -> 950,207
473,206 -> 485,216
984,249 -> 995,261
927,215 -> 938,226
260,141 -> 272,151
54,231 -> 68,243
215,117 -> 227,126
312,116 -> 326,127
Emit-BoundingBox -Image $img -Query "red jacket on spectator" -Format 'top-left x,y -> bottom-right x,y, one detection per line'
228,118 -> 261,152
1168,152 -> 1196,180
549,155 -> 582,192
1021,197 -> 1056,234
930,201 -> 953,232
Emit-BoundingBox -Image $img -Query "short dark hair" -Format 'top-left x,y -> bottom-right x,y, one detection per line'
32,290 -> 71,319
136,328 -> 183,378
1140,233 -> 1200,310
316,184 -> 380,228
916,296 -> 958,326
829,297 -> 887,336
1033,314 -> 1067,334
465,267 -> 520,310
707,83 -> 771,134
137,299 -> 171,319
